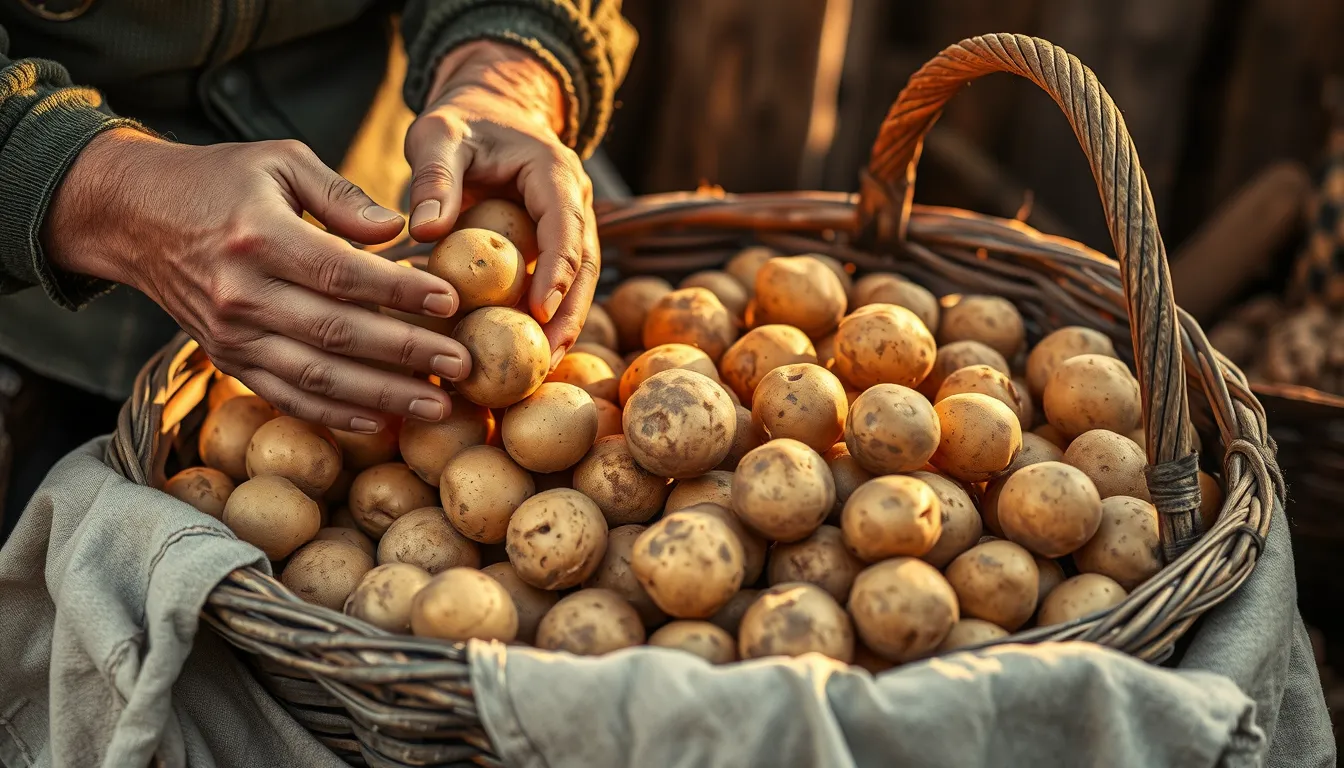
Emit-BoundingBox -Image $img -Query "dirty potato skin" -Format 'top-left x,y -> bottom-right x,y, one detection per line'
680,270 -> 750,320
1043,354 -> 1142,439
851,274 -> 940,333
833,304 -> 937,390
281,539 -> 375,611
506,489 -> 609,589
909,470 -> 983,569
718,324 -> 818,403
200,395 -> 277,481
724,246 -> 778,295
1026,326 -> 1118,398
1035,555 -> 1066,606
1037,573 -> 1127,626
823,442 -> 874,521
767,525 -> 865,602
649,620 -> 738,663
451,307 -> 551,408
314,526 -> 376,559
642,287 -> 738,362
223,475 -> 322,560
931,393 -> 1023,482
378,507 -> 481,573
571,435 -> 671,526
841,475 -> 942,561
583,524 -> 668,627
732,439 -> 836,543
164,466 -> 235,519
1073,496 -> 1162,590
945,540 -> 1039,631
1063,430 -> 1151,501
937,295 -> 1025,359
619,344 -> 722,405
997,462 -> 1103,558
753,256 -> 848,338
502,382 -> 599,473
917,340 -> 1010,399
718,405 -> 766,471
348,462 -> 439,538
681,502 -> 767,585
482,561 -> 561,643
245,416 -> 343,498
848,557 -> 959,662
547,351 -> 620,404
622,369 -> 737,479
665,470 -> 735,512
331,425 -> 400,473
576,304 -> 619,350
751,363 -> 848,453
935,365 -> 1029,426
739,582 -> 854,663
411,567 -> 519,642
456,199 -> 540,261
593,397 -> 624,440
844,384 -> 941,475
535,588 -> 646,655
631,511 -> 746,618
344,563 -> 432,633
440,445 -> 535,544
937,618 -> 1009,652
605,276 -> 674,352
398,395 -> 493,484
708,588 -> 760,635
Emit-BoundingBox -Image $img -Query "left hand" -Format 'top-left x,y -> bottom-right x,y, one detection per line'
405,40 -> 599,370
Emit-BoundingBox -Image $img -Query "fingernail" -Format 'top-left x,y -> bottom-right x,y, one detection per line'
432,354 -> 464,380
550,345 -> 568,372
409,398 -> 444,421
410,199 -> 441,230
349,417 -> 380,434
423,292 -> 456,318
541,289 -> 563,322
362,205 -> 402,224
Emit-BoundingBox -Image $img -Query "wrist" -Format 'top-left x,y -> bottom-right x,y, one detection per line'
427,40 -> 567,136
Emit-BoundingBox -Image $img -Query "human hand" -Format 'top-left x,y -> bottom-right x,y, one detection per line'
44,128 -> 471,434
405,40 -> 599,370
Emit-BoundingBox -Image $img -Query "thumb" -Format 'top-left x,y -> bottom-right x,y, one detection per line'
278,141 -> 405,244
405,121 -> 472,243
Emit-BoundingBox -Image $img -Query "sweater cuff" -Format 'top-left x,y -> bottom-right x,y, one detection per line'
405,2 -> 635,159
0,89 -> 139,309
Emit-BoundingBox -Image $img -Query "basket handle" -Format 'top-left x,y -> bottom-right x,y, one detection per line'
861,33 -> 1201,559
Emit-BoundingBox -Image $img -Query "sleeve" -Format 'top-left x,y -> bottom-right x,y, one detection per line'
401,0 -> 638,159
0,26 -> 142,309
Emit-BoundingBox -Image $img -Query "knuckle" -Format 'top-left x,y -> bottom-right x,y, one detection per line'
314,313 -> 357,353
273,139 -> 314,162
410,161 -> 457,195
314,255 -> 357,297
397,332 -> 420,368
376,383 -> 400,414
577,252 -> 601,283
221,220 -> 264,259
323,174 -> 362,205
297,359 -> 337,397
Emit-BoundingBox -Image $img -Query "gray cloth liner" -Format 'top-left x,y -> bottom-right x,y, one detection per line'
0,438 -> 1333,767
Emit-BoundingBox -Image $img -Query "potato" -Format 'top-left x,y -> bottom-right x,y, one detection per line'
833,304 -> 937,390
750,363 -> 848,453
844,384 -> 941,475
811,253 -> 853,298
768,525 -> 864,602
631,511 -> 745,618
379,304 -> 459,340
823,442 -> 874,521
584,524 -> 667,627
937,618 -> 1009,652
1063,429 -> 1150,501
438,445 -> 535,544
457,199 -> 538,261
506,488 -> 608,589
681,502 -> 767,585
619,343 -> 721,405
718,405 -> 765,471
546,351 -> 619,404
347,462 -> 438,538
314,526 -> 376,559
1035,555 -> 1066,607
708,588 -> 759,635
245,417 -> 342,498
164,467 -> 235,519
429,228 -> 526,312
329,506 -> 359,530
332,425 -> 400,473
1031,424 -> 1069,451
452,307 -> 551,408
281,539 -> 375,610
571,342 -> 628,378
1043,354 -> 1142,439
852,642 -> 896,674
398,395 -> 493,484
481,561 -> 561,643
739,582 -> 854,662
908,470 -> 982,568
935,365 -> 1028,425
725,246 -> 777,295
576,303 -> 619,349
1026,326 -> 1118,397
754,256 -> 848,337
1198,471 -> 1223,531
1073,496 -> 1161,590
680,270 -> 749,319
666,470 -> 734,512
718,324 -> 817,403
223,475 -> 322,560
572,435 -> 671,525
1037,573 -> 1127,626
606,276 -> 673,352
207,374 -> 254,411
938,295 -> 1025,359
841,475 -> 941,561
732,439 -> 835,542
378,506 -> 481,573
501,382 -> 599,473
998,462 -> 1103,557
344,563 -> 431,633
851,274 -> 939,332
593,397 -> 624,440
848,557 -> 959,662
411,567 -> 519,642
649,620 -> 737,663
200,396 -> 277,481
643,287 -> 737,361
931,393 -> 1023,482
979,432 -> 1066,536
918,340 -> 1011,399
622,369 -> 737,478
814,332 -> 837,370
945,540 -> 1039,631
536,588 -> 646,655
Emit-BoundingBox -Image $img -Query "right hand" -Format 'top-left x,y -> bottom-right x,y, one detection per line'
43,128 -> 470,435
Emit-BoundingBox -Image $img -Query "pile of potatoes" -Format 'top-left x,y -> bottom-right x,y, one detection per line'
165,222 -> 1227,670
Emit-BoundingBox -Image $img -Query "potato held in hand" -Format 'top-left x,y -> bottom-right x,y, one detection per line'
452,307 -> 550,408
622,369 -> 737,478
632,511 -> 745,619
429,228 -> 526,312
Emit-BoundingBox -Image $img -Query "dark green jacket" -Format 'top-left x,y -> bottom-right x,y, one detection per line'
0,0 -> 635,397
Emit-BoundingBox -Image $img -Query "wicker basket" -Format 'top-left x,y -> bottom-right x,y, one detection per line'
105,34 -> 1281,768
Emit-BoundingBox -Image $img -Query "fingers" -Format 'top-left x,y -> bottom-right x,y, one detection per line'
274,140 -> 405,245
405,114 -> 472,243
541,204 -> 600,370
238,368 -> 392,434
518,145 -> 591,324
